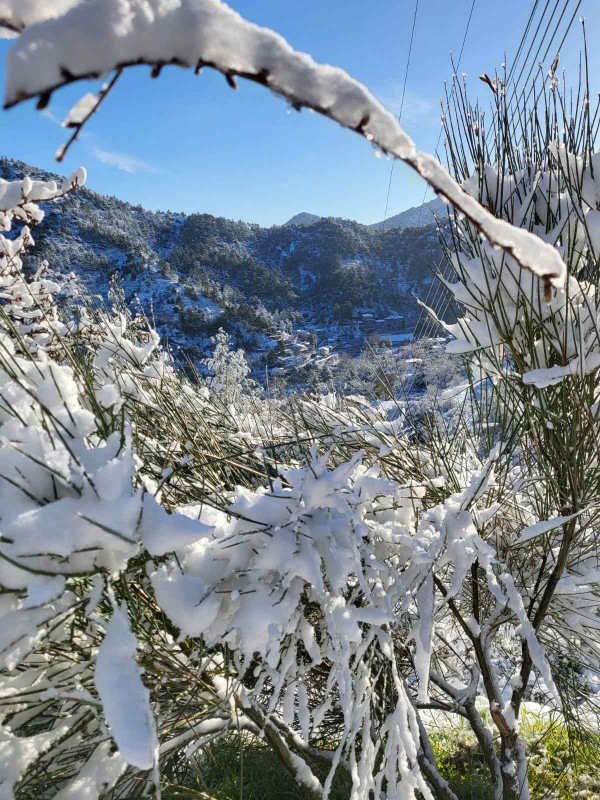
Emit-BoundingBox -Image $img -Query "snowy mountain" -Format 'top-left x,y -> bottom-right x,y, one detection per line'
285,212 -> 322,226
370,196 -> 447,229
285,196 -> 448,232
3,156 -> 444,369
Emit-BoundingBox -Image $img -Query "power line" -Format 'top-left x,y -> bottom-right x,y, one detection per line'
501,0 -> 581,147
416,0 -> 581,342
416,0 -> 477,228
504,0 -> 583,147
412,0 -> 477,341
505,0 -> 542,90
381,0 -> 420,232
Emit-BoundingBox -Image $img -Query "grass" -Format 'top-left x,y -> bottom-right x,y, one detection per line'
161,709 -> 600,800
428,705 -> 600,800
163,734 -> 349,800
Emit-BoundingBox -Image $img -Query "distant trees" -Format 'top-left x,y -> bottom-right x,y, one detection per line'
332,299 -> 353,323
204,327 -> 252,405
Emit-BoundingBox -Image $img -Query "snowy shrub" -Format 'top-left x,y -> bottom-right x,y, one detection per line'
0,329 -> 151,796
0,167 -> 86,355
2,3 -> 600,800
203,327 -> 253,407
413,54 -> 600,798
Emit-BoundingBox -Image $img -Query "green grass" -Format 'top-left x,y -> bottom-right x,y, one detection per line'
163,734 -> 350,800
167,739 -> 301,799
162,710 -> 600,800
427,705 -> 600,800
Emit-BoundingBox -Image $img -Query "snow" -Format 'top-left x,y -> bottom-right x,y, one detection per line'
151,568 -> 221,638
52,742 -> 127,799
61,165 -> 87,191
141,492 -> 214,556
3,0 -> 566,288
94,607 -> 158,770
62,91 -> 97,126
501,573 -> 559,702
22,576 -> 65,609
384,332 -> 414,342
515,511 -> 583,545
522,353 -> 600,388
0,1 -> 85,37
414,574 -> 434,702
0,718 -> 77,799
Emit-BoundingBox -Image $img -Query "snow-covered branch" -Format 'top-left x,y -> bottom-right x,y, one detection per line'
0,168 -> 86,354
3,0 -> 566,289
0,0 -> 85,38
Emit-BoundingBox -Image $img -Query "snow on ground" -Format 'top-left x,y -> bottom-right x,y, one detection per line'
384,332 -> 414,342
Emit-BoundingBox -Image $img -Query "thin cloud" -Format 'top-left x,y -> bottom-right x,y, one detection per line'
91,148 -> 161,174
378,89 -> 438,126
40,107 -> 60,124
40,107 -> 161,174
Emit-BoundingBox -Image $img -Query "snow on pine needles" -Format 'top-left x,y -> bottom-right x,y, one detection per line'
2,3 -> 600,800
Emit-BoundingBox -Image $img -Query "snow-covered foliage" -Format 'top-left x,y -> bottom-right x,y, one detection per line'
0,167 -> 86,354
413,60 -> 600,798
0,332 -> 146,795
3,4 -> 600,800
3,0 -> 566,289
438,146 -> 600,386
203,327 -> 252,405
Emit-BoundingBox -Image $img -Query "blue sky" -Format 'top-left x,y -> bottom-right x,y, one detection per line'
1,0 -> 599,226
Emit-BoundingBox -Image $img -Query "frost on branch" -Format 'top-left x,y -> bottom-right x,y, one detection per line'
3,0 -> 566,288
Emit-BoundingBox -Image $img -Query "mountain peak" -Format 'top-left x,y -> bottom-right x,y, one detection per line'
284,212 -> 321,226
369,196 -> 447,230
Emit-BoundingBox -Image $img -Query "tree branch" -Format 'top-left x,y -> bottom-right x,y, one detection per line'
3,0 -> 567,288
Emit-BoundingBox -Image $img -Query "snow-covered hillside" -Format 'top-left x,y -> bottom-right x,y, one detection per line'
2,156 -> 444,370
370,196 -> 447,229
284,211 -> 322,225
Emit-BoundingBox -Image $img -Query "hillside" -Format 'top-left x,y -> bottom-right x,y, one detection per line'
284,212 -> 321,225
369,196 -> 447,229
284,197 -> 448,231
3,156 -> 445,370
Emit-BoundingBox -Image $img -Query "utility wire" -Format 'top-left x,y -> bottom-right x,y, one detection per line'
412,0 -> 476,340
505,0 -> 542,90
504,0 -> 583,147
501,0 -> 580,147
381,0 -> 420,232
417,0 -> 581,341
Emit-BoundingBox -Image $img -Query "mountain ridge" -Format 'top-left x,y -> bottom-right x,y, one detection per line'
2,155 -> 445,372
283,196 -> 448,230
